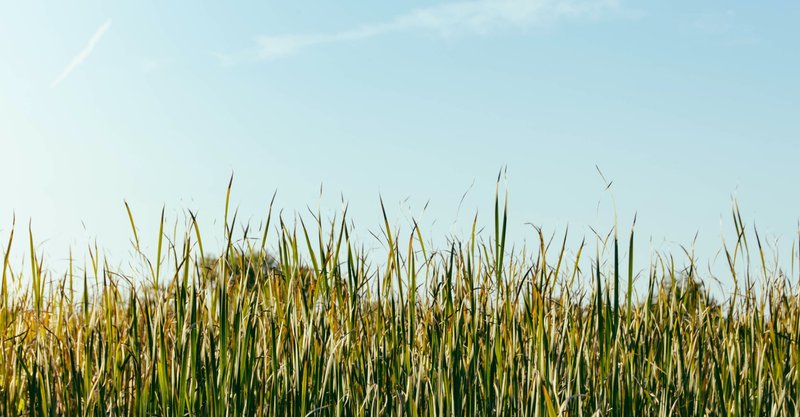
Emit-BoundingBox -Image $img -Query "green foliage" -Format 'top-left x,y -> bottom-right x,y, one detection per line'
0,193 -> 798,416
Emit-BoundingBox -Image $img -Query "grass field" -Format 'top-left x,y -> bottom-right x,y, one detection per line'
1,184 -> 798,416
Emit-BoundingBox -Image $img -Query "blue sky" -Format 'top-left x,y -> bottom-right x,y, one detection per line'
1,1 -> 799,288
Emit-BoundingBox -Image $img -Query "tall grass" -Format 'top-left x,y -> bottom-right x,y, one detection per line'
1,186 -> 799,416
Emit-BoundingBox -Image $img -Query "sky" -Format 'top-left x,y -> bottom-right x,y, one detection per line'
1,0 -> 799,291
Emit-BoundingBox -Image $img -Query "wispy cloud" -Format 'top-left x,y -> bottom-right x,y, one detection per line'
250,0 -> 621,60
683,10 -> 758,46
51,19 -> 112,88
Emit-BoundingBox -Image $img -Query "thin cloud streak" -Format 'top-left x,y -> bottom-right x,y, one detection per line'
51,19 -> 112,88
255,0 -> 620,60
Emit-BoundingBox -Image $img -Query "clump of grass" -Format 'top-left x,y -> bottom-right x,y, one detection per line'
1,184 -> 799,416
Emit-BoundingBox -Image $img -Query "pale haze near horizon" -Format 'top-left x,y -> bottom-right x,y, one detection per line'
1,1 -> 798,294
